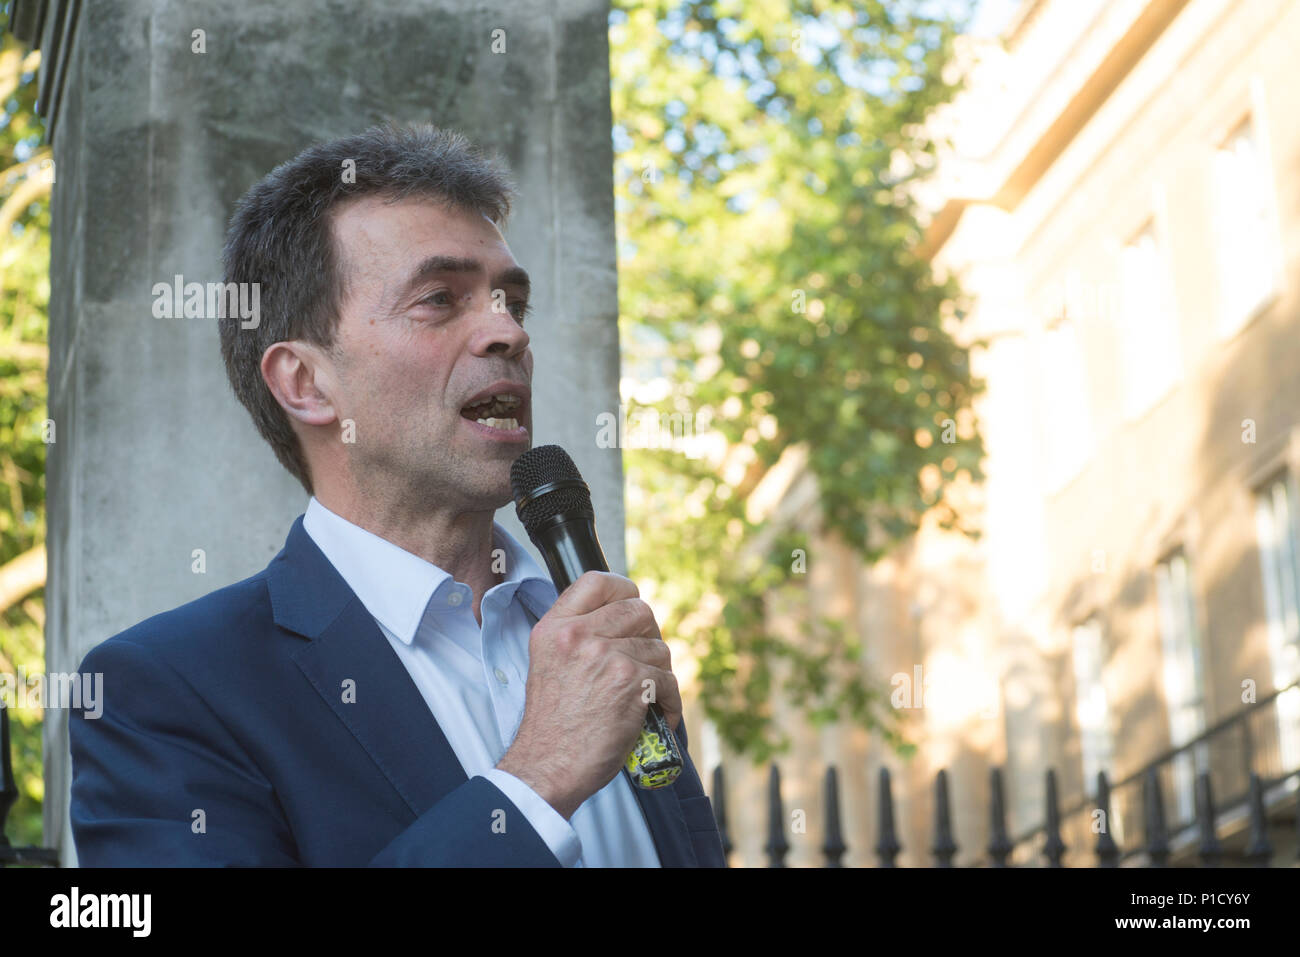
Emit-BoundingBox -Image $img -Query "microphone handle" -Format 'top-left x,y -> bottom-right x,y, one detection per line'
537,515 -> 684,790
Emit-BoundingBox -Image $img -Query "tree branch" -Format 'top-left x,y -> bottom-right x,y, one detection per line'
0,544 -> 45,616
0,148 -> 52,189
0,163 -> 53,238
0,341 -> 47,365
0,46 -> 40,104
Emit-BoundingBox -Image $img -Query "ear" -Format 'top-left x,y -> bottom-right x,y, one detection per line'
260,340 -> 339,428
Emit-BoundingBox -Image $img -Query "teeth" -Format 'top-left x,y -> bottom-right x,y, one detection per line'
476,417 -> 519,430
465,394 -> 522,417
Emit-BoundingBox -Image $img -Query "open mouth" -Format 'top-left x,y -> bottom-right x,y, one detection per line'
460,393 -> 524,431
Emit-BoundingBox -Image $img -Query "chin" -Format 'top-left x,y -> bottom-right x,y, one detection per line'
468,470 -> 515,506
479,485 -> 516,513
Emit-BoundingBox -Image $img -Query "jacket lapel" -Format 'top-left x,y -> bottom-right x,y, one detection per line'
268,516 -> 466,818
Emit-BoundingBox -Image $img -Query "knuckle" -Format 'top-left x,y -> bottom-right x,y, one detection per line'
612,658 -> 639,686
578,635 -> 606,663
653,639 -> 671,668
636,637 -> 666,667
570,570 -> 604,599
625,598 -> 656,636
607,573 -> 639,599
641,602 -> 661,638
656,674 -> 681,710
627,598 -> 652,630
554,621 -> 584,651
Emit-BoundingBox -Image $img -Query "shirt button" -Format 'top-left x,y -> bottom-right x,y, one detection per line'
447,591 -> 463,607
494,668 -> 509,685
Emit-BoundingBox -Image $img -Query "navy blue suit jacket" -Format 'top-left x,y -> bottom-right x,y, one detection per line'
69,515 -> 726,867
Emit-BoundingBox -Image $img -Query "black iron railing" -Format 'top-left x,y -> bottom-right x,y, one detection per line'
0,703 -> 59,866
711,679 -> 1300,866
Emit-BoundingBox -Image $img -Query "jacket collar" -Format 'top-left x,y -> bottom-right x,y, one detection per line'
300,496 -> 558,645
266,514 -> 355,641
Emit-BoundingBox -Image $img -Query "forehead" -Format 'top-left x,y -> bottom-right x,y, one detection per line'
329,194 -> 515,289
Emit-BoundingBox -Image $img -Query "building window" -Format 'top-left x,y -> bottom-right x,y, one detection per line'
1118,220 -> 1180,420
1213,117 -> 1280,337
1155,550 -> 1209,824
1039,315 -> 1093,492
1071,617 -> 1114,794
1253,472 -> 1300,771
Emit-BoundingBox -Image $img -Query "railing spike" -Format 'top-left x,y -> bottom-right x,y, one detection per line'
822,766 -> 846,867
987,767 -> 1012,867
1242,772 -> 1273,867
764,763 -> 789,868
1142,767 -> 1169,867
710,764 -> 732,866
0,703 -> 59,866
875,766 -> 901,868
0,704 -> 17,851
1194,771 -> 1221,866
1094,771 -> 1120,867
1042,768 -> 1066,867
932,769 -> 958,867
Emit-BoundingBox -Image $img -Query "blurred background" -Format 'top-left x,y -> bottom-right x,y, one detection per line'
3,0 -> 1298,867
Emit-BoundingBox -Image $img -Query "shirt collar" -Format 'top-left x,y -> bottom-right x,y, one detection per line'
302,496 -> 558,645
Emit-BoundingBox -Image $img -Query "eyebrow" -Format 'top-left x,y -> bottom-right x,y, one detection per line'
398,255 -> 531,304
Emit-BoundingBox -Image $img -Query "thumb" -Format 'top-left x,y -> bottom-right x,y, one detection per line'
546,570 -> 638,619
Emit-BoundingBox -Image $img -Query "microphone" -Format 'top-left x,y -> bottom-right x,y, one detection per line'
511,444 -> 683,790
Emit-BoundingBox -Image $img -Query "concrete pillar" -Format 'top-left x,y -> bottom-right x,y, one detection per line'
11,0 -> 622,866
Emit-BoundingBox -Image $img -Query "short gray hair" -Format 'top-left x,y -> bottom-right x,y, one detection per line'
219,123 -> 518,493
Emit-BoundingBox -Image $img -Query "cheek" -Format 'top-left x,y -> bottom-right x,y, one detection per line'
344,323 -> 463,423
369,346 -> 456,424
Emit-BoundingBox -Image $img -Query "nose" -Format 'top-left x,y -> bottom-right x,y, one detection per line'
471,296 -> 530,358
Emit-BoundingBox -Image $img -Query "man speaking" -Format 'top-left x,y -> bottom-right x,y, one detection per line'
68,124 -> 726,867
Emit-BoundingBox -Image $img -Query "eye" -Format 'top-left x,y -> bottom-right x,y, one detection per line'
509,300 -> 532,324
418,289 -> 454,308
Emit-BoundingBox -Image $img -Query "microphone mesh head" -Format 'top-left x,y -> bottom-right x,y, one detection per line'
511,445 -> 593,533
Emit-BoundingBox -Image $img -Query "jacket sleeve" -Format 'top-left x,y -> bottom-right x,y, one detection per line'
69,637 -> 560,867
367,775 -> 560,867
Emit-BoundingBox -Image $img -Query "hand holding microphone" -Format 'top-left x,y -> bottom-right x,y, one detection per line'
495,445 -> 684,819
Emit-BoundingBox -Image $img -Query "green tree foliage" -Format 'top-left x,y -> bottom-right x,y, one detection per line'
0,28 -> 49,848
610,1 -> 985,761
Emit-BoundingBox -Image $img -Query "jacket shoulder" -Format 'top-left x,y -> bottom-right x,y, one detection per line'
78,567 -> 277,672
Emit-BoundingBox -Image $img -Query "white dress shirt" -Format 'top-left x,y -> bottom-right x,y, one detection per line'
302,496 -> 662,867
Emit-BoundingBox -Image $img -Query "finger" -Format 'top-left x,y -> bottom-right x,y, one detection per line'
547,571 -> 639,618
587,598 -> 662,643
611,635 -> 671,670
631,665 -> 681,728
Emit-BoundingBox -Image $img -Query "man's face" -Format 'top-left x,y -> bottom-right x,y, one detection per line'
323,194 -> 533,512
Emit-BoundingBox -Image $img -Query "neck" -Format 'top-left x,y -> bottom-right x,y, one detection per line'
313,487 -> 506,623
